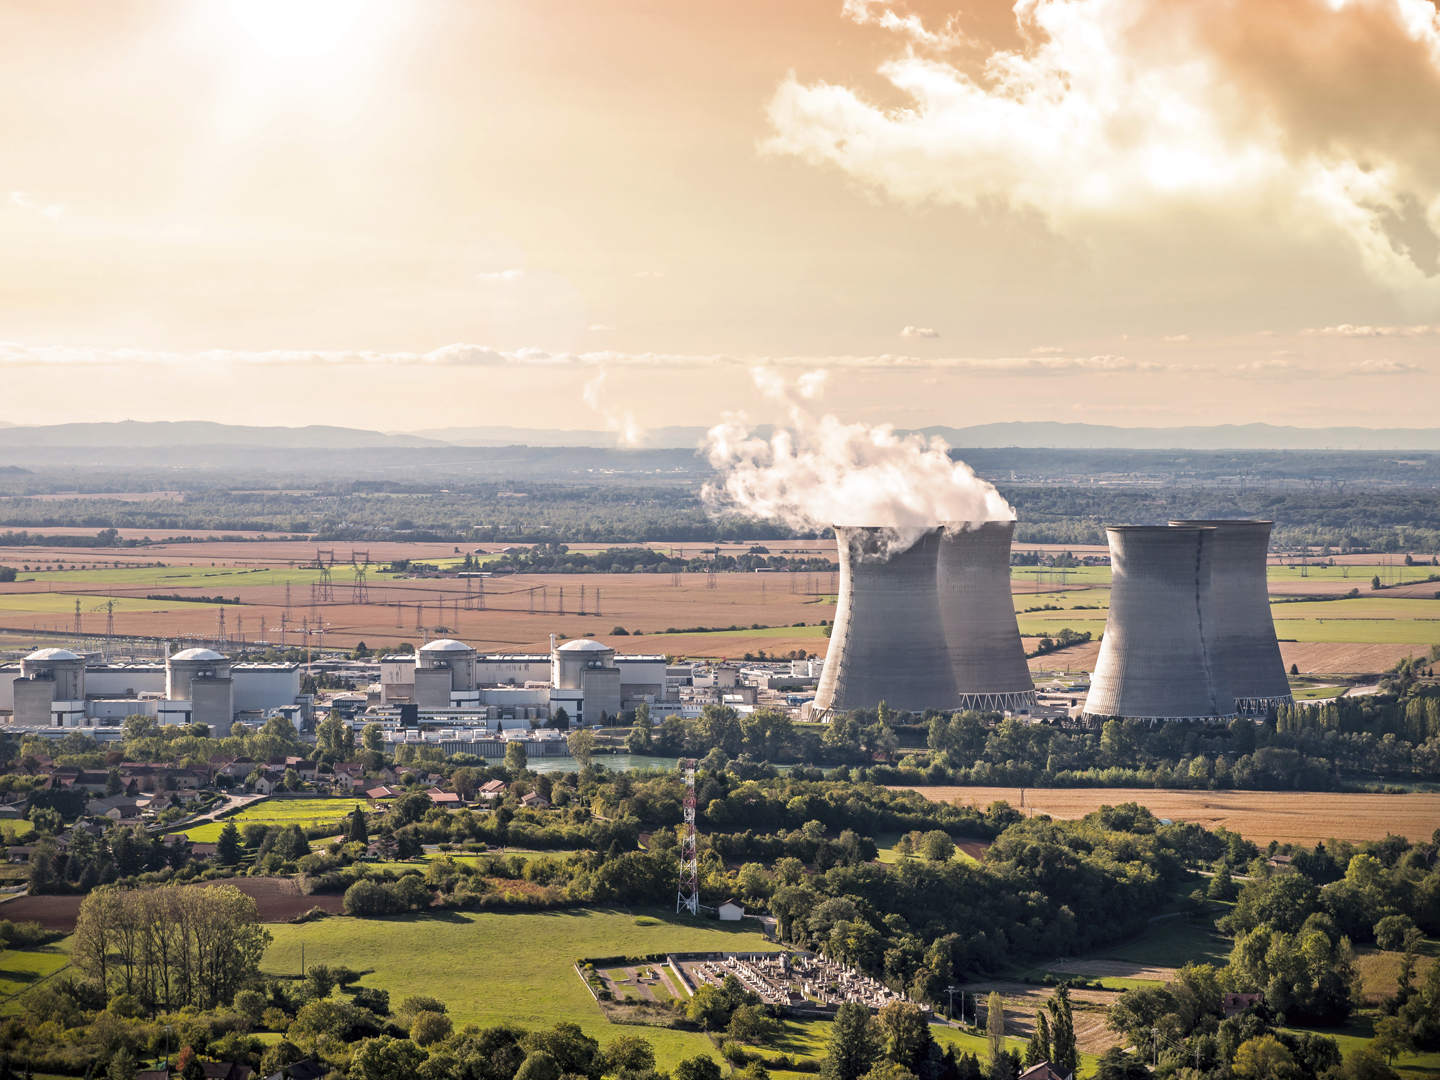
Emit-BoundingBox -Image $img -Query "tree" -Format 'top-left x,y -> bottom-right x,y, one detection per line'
1328,1047 -> 1401,1080
409,1010 -> 453,1047
566,729 -> 596,768
305,963 -> 336,1000
105,767 -> 123,797
505,741 -> 529,777
1093,1046 -> 1151,1080
348,807 -> 369,845
515,1050 -> 562,1080
363,723 -> 384,753
674,1058 -> 724,1080
216,821 -> 241,866
1233,1036 -> 1301,1080
107,1048 -> 137,1080
823,1001 -> 882,1080
552,707 -> 570,731
986,992 -> 1006,1070
450,766 -> 479,800
729,1003 -> 777,1044
921,831 -> 956,862
1025,1012 -> 1052,1068
1207,862 -> 1238,901
176,1047 -> 204,1080
350,1035 -> 427,1080
1372,1017 -> 1416,1066
877,1000 -> 933,1073
1047,986 -> 1078,1076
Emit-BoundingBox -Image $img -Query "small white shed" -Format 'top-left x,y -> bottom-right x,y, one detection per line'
717,899 -> 745,921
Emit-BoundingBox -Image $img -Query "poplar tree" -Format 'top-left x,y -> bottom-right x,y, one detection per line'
1025,1011 -> 1052,1067
1048,986 -> 1078,1075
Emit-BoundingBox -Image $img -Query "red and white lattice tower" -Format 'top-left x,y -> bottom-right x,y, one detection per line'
677,758 -> 699,915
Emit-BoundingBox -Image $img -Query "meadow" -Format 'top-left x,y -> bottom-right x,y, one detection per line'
183,797 -> 370,843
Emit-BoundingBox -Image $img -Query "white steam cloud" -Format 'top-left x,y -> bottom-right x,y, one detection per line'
582,368 -> 646,448
702,368 -> 1013,554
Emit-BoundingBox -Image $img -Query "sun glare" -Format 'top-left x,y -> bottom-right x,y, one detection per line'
224,0 -> 378,60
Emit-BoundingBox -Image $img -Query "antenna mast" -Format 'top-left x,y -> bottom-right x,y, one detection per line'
676,758 -> 699,915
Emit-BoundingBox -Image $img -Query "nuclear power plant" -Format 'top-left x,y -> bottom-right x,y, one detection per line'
1084,525 -> 1235,723
811,526 -> 960,717
938,521 -> 1037,712
1168,520 -> 1293,715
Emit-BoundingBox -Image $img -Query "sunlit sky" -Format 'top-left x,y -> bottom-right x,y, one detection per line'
2,0 -> 1439,435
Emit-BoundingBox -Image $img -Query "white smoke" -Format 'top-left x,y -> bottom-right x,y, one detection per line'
702,368 -> 1013,554
582,368 -> 646,448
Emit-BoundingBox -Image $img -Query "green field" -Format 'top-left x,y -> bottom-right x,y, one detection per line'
264,907 -> 781,1069
1271,619 -> 1440,644
0,592 -> 233,614
872,832 -> 980,867
18,566 -> 328,586
1292,685 -> 1351,700
0,940 -> 72,1013
184,798 -> 370,842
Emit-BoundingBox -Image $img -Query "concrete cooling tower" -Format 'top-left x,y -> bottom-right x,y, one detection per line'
1084,525 -> 1236,722
811,526 -> 958,718
1169,519 -> 1292,715
938,521 -> 1036,712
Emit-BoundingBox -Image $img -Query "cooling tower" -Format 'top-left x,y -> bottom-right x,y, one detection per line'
1169,519 -> 1292,714
1084,525 -> 1236,722
811,526 -> 959,718
938,521 -> 1036,711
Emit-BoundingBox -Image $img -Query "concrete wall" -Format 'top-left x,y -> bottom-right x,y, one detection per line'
190,678 -> 234,735
13,679 -> 55,726
414,667 -> 454,709
232,665 -> 302,714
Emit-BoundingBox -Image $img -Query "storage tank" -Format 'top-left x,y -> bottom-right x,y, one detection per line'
938,521 -> 1036,712
1084,526 -> 1235,722
1169,519 -> 1292,715
166,647 -> 234,734
811,526 -> 958,717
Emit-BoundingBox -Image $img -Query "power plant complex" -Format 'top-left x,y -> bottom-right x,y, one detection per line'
809,516 -> 1288,725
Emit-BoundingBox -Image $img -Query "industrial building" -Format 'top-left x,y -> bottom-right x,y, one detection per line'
377,634 -> 671,726
1168,520 -> 1293,715
0,648 -> 303,735
809,526 -> 959,718
938,521 -> 1037,712
1084,525 -> 1236,723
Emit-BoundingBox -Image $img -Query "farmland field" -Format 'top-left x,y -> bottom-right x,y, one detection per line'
898,787 -> 1440,845
1,539 -> 1438,671
183,797 -> 370,842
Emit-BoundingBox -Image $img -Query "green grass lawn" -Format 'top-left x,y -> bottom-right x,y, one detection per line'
184,797 -> 371,841
872,832 -> 979,867
1285,1013 -> 1440,1080
0,940 -> 73,1014
1086,917 -> 1232,971
263,906 -> 781,1070
1271,619 -> 1440,644
1292,685 -> 1351,700
20,566 -> 327,587
0,592 -> 234,615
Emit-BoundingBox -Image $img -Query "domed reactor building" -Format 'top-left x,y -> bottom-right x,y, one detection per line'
938,521 -> 1036,712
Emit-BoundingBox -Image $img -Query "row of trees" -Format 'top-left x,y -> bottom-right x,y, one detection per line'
72,884 -> 272,1012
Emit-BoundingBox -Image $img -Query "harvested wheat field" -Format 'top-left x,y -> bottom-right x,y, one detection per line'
900,787 -> 1440,846
1279,641 -> 1434,674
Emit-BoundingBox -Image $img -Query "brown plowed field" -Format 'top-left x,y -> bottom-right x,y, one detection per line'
964,985 -> 1121,1055
900,786 -> 1440,846
1278,641 -> 1432,674
0,878 -> 343,933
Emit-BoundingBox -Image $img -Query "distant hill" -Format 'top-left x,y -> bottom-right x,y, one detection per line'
920,422 -> 1440,451
0,421 -> 447,449
405,425 -> 718,448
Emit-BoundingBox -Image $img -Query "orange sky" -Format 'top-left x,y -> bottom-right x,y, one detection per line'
1,0 -> 1438,433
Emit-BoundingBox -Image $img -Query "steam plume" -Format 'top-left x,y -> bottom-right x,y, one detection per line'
702,368 -> 1013,553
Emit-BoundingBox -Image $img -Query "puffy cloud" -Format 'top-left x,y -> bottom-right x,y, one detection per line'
764,0 -> 1440,300
842,0 -> 967,49
474,269 -> 525,283
1163,335 -> 1191,342
1235,356 -> 1422,377
900,325 -> 939,338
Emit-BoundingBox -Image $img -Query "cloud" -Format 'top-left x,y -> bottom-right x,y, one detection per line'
1031,346 -> 1066,354
900,325 -> 939,338
764,0 -> 1440,300
587,324 -> 613,331
0,342 -> 1162,375
9,191 -> 65,221
633,270 -> 665,278
1235,357 -> 1422,378
475,270 -> 525,283
1306,324 -> 1436,337
842,0 -> 967,50
1163,335 -> 1191,342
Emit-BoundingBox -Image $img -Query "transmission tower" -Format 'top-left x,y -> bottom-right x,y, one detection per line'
259,615 -> 267,644
310,583 -> 321,626
558,588 -> 564,616
395,603 -> 403,628
74,600 -> 82,637
236,613 -> 244,648
280,611 -> 288,648
595,588 -> 601,617
706,561 -> 716,589
104,600 -> 116,639
676,758 -> 699,915
579,584 -> 586,616
351,562 -> 369,604
217,607 -> 227,649
285,582 -> 292,615
415,601 -> 424,631
318,563 -> 334,601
